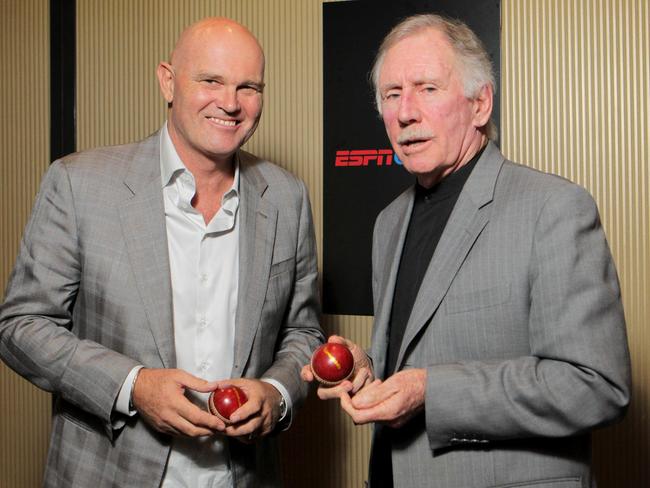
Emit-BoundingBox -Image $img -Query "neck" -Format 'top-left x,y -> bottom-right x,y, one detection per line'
417,134 -> 487,188
167,124 -> 236,224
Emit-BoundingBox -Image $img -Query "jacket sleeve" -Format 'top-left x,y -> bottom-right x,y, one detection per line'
0,161 -> 140,430
424,184 -> 631,449
260,178 -> 324,411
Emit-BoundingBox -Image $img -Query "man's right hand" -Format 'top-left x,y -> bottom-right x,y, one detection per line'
132,368 -> 226,437
301,335 -> 374,400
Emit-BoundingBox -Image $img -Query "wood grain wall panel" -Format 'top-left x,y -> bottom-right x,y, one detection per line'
501,1 -> 648,486
0,1 -> 52,487
281,314 -> 373,488
1,0 -> 646,486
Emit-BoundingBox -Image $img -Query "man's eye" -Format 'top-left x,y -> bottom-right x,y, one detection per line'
384,92 -> 400,100
239,86 -> 261,94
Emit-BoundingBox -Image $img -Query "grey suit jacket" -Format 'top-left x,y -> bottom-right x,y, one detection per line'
369,142 -> 631,488
0,131 -> 324,487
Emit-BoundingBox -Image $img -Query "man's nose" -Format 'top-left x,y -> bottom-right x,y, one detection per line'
397,92 -> 420,125
218,86 -> 240,113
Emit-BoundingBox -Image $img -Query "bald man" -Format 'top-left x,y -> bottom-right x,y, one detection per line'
0,18 -> 323,488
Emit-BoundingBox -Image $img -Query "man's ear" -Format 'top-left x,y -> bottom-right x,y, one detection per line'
156,62 -> 175,104
472,83 -> 493,128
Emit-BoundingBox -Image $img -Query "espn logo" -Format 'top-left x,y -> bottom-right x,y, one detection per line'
334,149 -> 402,167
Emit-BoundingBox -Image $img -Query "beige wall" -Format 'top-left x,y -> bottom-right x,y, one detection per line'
1,0 -> 647,486
501,2 -> 648,484
0,1 -> 52,487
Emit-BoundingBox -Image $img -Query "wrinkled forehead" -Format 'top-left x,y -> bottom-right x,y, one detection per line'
379,34 -> 457,88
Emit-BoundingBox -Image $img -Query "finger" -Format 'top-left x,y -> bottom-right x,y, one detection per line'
381,396 -> 414,428
339,392 -> 372,425
364,388 -> 422,427
224,417 -> 261,437
176,370 -> 220,393
157,422 -> 183,436
155,400 -> 218,437
228,383 -> 265,424
228,401 -> 259,424
350,379 -> 385,408
177,399 -> 226,431
350,368 -> 372,394
172,414 -> 216,437
328,334 -> 356,351
230,414 -> 275,439
353,353 -> 372,372
207,379 -> 252,423
326,335 -> 346,344
212,379 -> 236,390
329,335 -> 360,354
345,398 -> 390,424
301,364 -> 315,382
316,381 -> 352,400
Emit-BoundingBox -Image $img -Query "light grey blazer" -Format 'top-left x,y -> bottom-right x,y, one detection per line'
369,142 -> 631,488
0,131 -> 324,487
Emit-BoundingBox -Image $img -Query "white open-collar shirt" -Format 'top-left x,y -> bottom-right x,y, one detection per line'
115,125 -> 289,487
161,123 -> 240,487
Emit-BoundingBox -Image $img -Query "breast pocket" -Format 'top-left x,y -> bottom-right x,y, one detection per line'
265,257 -> 296,315
444,283 -> 510,315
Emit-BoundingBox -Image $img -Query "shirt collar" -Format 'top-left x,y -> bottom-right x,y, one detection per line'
159,122 -> 240,195
415,143 -> 486,204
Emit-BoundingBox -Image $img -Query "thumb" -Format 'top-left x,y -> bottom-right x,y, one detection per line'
327,335 -> 348,345
328,335 -> 359,353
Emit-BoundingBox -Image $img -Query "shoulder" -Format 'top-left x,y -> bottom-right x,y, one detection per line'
43,133 -> 159,204
487,159 -> 602,246
53,133 -> 158,183
239,150 -> 308,200
496,158 -> 596,210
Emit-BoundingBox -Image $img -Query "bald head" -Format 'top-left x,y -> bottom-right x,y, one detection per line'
156,17 -> 266,166
170,17 -> 264,71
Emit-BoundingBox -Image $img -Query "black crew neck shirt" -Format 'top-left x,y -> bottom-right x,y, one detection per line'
385,147 -> 485,376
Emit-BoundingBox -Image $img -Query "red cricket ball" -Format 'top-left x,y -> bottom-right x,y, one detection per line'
208,386 -> 248,422
310,343 -> 354,386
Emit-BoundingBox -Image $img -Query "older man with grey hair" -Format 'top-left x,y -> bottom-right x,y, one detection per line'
304,13 -> 630,488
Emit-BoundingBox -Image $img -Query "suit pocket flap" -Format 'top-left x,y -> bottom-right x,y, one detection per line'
445,283 -> 510,314
56,398 -> 103,434
269,256 -> 295,277
491,477 -> 581,488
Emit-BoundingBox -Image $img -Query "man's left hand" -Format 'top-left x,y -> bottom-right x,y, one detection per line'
213,379 -> 282,443
339,369 -> 426,428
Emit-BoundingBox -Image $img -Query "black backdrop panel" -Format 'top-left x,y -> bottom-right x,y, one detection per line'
323,0 -> 500,315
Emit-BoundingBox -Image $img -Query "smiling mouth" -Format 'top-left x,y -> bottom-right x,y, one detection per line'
207,116 -> 238,127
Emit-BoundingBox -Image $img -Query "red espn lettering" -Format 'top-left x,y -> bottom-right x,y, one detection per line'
335,149 -> 394,167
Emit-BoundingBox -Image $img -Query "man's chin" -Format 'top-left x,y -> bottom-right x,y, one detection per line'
196,145 -> 239,165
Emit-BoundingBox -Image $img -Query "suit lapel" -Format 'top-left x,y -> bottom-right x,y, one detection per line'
392,143 -> 505,372
371,189 -> 414,380
232,153 -> 277,378
118,133 -> 175,368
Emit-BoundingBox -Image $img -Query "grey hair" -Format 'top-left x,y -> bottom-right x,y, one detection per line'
370,13 -> 497,140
